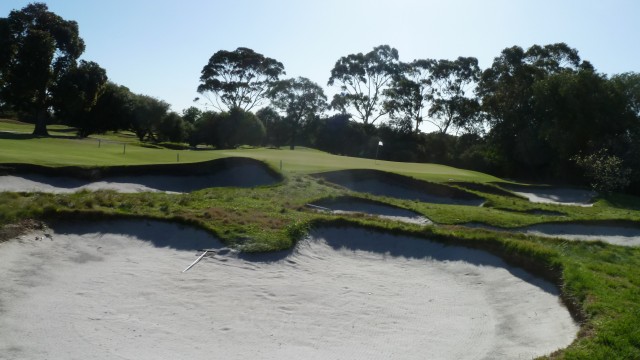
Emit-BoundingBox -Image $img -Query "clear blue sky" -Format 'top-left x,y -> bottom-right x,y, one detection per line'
2,0 -> 639,129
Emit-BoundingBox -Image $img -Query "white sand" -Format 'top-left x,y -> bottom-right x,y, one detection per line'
503,186 -> 596,207
0,220 -> 578,359
466,222 -> 640,247
0,164 -> 278,193
308,198 -> 432,225
524,223 -> 640,247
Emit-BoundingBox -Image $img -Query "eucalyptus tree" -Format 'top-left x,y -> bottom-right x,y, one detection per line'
383,59 -> 435,133
0,3 -> 85,135
428,57 -> 481,134
197,47 -> 285,112
328,45 -> 400,125
269,77 -> 327,149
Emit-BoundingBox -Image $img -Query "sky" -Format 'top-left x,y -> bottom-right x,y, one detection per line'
1,0 -> 639,131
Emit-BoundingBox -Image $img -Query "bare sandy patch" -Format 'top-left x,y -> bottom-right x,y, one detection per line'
0,163 -> 277,193
314,169 -> 484,206
307,197 -> 432,225
466,222 -> 640,247
501,185 -> 596,207
0,220 -> 577,359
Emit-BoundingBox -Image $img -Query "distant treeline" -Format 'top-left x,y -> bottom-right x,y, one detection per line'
1,4 -> 639,193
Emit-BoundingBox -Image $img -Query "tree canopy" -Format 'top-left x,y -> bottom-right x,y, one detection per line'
0,3 -> 85,135
269,77 -> 327,149
52,60 -> 108,137
328,45 -> 399,125
197,47 -> 285,112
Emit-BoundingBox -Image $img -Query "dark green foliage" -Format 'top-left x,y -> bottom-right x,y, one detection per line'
268,77 -> 327,150
328,45 -> 400,125
190,109 -> 265,148
52,60 -> 108,137
130,95 -> 169,141
573,149 -> 632,193
197,47 -> 285,112
154,111 -> 188,143
256,106 -> 288,148
87,82 -> 135,134
227,108 -> 265,147
0,3 -> 85,136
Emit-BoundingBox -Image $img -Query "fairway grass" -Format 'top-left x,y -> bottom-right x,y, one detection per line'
0,125 -> 499,183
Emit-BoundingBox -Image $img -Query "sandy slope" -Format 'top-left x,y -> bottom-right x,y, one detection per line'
308,198 -> 432,225
0,220 -> 578,360
523,223 -> 640,246
466,222 -> 640,247
503,185 -> 596,207
0,163 -> 277,193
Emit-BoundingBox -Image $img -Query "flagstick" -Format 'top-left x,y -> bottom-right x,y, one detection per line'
375,141 -> 382,165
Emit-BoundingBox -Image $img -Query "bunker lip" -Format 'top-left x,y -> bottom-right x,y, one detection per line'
464,220 -> 640,247
447,181 -> 523,199
497,183 -> 597,206
0,220 -> 577,359
312,169 -> 485,206
0,157 -> 282,193
306,196 -> 432,225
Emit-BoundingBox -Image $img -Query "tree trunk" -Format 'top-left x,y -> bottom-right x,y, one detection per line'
32,108 -> 49,136
289,124 -> 297,150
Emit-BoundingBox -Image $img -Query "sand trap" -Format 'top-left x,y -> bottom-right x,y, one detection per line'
315,170 -> 484,206
0,163 -> 278,193
307,197 -> 432,225
501,185 -> 596,207
0,220 -> 577,359
466,222 -> 640,247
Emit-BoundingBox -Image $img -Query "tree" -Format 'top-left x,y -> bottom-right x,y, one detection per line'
51,60 -> 108,137
611,72 -> 640,118
573,149 -> 632,193
88,82 -> 135,135
197,47 -> 285,112
328,45 -> 399,125
181,106 -> 202,124
130,95 -> 169,141
155,112 -> 188,143
428,57 -> 481,134
384,59 -> 435,133
477,43 -> 586,177
0,3 -> 85,135
256,106 -> 287,147
269,77 -> 327,150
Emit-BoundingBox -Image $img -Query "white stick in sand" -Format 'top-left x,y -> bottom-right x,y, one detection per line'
182,250 -> 213,273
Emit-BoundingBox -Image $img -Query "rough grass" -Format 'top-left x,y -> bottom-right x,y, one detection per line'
2,119 -> 640,358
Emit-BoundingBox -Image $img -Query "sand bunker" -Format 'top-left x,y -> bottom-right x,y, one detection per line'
0,220 -> 577,359
314,170 -> 484,206
307,197 -> 432,225
0,162 -> 279,193
467,222 -> 640,247
501,185 -> 596,207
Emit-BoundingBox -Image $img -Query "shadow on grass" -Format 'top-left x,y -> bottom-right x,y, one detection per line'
0,131 -> 79,140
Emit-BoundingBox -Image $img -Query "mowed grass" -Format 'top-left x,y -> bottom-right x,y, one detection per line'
0,120 -> 499,182
2,119 -> 640,358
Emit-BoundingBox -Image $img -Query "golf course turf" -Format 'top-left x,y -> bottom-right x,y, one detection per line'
1,122 -> 640,358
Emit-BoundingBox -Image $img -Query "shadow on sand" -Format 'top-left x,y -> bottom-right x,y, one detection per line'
0,158 -> 281,193
313,169 -> 484,206
48,219 -> 559,295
